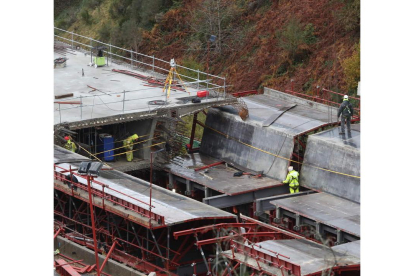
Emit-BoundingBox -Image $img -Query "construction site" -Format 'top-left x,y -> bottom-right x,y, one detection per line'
53,27 -> 361,276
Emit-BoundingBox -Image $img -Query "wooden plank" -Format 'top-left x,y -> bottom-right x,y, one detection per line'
55,93 -> 74,99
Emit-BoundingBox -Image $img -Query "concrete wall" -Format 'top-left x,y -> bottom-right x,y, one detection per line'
264,87 -> 339,115
55,236 -> 147,276
300,136 -> 360,203
200,109 -> 294,181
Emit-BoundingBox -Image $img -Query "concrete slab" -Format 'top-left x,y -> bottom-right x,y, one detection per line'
54,146 -> 236,226
164,153 -> 284,195
54,41 -> 235,128
270,192 -> 360,237
300,125 -> 360,202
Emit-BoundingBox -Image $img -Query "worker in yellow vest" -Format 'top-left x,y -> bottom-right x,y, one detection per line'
123,134 -> 139,161
283,166 -> 300,194
64,136 -> 77,153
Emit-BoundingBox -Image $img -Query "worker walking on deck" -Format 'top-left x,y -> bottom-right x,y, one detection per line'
283,166 -> 300,194
337,95 -> 354,134
64,136 -> 77,153
123,134 -> 139,162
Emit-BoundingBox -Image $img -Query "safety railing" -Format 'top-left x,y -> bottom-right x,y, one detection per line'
53,164 -> 165,226
54,27 -> 226,93
285,85 -> 361,121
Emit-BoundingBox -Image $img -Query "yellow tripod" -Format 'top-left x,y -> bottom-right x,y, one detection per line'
162,59 -> 190,100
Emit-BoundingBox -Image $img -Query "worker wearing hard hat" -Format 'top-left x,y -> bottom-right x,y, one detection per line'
64,136 -> 77,153
337,95 -> 354,134
283,166 -> 300,194
123,134 -> 139,162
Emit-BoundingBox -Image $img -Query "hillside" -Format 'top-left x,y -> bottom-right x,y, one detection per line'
54,0 -> 360,95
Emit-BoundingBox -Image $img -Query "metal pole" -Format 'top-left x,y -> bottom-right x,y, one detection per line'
80,95 -> 83,119
150,151 -> 154,228
167,227 -> 170,269
99,240 -> 117,274
87,175 -> 101,276
207,40 -> 210,72
130,51 -> 133,68
90,39 -> 93,64
59,103 -> 61,123
109,43 -> 112,66
152,55 -> 155,72
71,32 -> 74,49
223,78 -> 226,98
123,90 -> 125,113
197,70 -> 200,89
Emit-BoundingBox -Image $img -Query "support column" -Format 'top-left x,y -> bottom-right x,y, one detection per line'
205,187 -> 212,198
143,119 -> 157,160
336,230 -> 343,245
315,222 -> 322,241
293,213 -> 301,231
273,206 -> 281,224
189,113 -> 198,151
185,179 -> 193,196
168,173 -> 174,190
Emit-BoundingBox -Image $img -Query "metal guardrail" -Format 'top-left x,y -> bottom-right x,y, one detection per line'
54,27 -> 228,123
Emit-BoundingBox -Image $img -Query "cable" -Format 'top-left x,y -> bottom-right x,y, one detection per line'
103,142 -> 166,159
94,136 -> 160,156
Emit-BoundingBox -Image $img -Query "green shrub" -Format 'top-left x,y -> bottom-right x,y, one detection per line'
336,0 -> 360,34
277,18 -> 316,61
342,42 -> 360,93
80,9 -> 92,25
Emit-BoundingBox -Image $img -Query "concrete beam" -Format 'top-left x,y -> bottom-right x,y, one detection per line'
254,190 -> 316,216
61,98 -> 237,130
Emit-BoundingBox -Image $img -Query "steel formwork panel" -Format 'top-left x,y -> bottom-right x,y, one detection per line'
223,239 -> 360,276
55,146 -> 236,227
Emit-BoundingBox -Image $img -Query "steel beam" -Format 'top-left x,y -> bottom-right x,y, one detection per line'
203,185 -> 289,209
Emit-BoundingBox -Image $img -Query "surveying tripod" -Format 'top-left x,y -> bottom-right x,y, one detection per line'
162,59 -> 190,100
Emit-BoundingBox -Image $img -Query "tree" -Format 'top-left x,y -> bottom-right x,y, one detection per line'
342,42 -> 360,94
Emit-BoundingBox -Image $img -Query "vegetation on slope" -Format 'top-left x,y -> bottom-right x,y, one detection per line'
55,0 -> 360,95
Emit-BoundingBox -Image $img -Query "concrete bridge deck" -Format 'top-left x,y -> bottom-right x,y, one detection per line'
54,41 -> 236,129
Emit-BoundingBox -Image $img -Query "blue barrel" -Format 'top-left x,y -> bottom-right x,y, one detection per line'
97,134 -> 114,161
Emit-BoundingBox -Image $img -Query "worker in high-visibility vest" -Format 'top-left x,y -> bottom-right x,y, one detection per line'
123,134 -> 139,162
283,166 -> 300,194
64,136 -> 77,153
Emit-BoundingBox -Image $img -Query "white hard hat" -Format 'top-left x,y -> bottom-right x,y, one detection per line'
288,166 -> 293,172
344,95 -> 348,100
